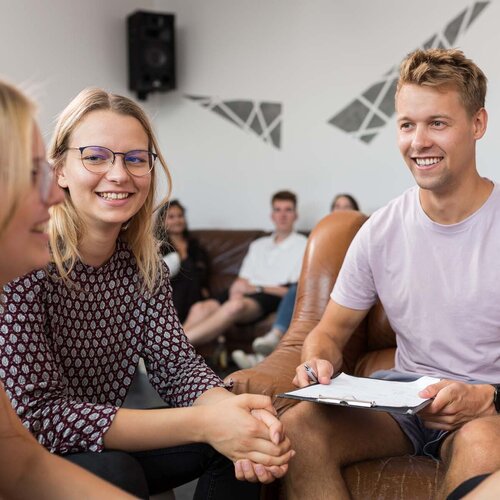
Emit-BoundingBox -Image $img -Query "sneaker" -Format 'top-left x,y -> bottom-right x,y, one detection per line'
231,350 -> 265,369
252,329 -> 282,355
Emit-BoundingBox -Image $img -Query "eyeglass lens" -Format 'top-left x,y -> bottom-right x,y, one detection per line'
80,146 -> 154,176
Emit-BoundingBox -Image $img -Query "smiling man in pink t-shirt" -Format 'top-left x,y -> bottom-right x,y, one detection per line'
282,48 -> 500,500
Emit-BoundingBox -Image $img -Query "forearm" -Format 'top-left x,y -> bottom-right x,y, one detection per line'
103,406 -> 208,452
302,300 -> 368,363
193,386 -> 234,405
254,285 -> 289,297
0,435 -> 134,499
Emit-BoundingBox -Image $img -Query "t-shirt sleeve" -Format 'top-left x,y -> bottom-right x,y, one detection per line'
331,221 -> 378,310
237,241 -> 256,281
141,267 -> 224,406
0,271 -> 118,454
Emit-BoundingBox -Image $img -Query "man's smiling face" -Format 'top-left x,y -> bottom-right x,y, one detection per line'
396,83 -> 484,195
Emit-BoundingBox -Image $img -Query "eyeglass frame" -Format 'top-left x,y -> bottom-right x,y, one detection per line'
33,159 -> 55,204
67,145 -> 157,177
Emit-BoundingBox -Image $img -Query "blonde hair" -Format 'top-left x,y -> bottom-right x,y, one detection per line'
397,48 -> 487,117
48,87 -> 171,293
0,79 -> 35,237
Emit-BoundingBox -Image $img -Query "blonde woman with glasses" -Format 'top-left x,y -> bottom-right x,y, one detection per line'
0,79 -> 134,499
0,87 -> 292,499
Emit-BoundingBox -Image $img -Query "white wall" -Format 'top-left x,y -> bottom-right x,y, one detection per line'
2,0 -> 499,230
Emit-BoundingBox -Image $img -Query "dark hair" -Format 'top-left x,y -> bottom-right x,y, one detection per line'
331,193 -> 360,211
271,190 -> 297,208
154,199 -> 189,255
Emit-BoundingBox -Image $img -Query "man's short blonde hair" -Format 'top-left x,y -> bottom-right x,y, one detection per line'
397,48 -> 487,116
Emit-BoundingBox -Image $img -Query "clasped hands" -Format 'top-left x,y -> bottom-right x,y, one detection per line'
203,393 -> 294,483
293,358 -> 496,432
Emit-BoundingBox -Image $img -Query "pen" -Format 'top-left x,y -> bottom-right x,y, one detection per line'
303,363 -> 318,384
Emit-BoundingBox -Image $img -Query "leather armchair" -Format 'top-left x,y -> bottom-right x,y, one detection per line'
225,210 -> 443,499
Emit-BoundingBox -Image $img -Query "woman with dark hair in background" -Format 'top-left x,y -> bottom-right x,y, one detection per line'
331,193 -> 359,211
154,199 -> 210,323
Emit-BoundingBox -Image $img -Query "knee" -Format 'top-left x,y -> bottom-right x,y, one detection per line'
220,297 -> 246,318
191,299 -> 220,317
97,451 -> 148,498
452,417 -> 500,466
281,402 -> 319,442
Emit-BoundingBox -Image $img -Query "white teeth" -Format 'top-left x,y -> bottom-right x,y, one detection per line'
415,157 -> 441,166
98,192 -> 130,200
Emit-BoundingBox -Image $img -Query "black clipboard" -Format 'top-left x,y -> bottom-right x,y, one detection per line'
277,387 -> 432,415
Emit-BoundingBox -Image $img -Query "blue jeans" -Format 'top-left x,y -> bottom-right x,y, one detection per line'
63,443 -> 260,499
274,284 -> 297,333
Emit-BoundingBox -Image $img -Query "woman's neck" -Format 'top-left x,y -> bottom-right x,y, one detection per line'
79,225 -> 122,267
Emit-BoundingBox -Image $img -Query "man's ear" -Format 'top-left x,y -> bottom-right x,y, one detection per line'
473,108 -> 488,140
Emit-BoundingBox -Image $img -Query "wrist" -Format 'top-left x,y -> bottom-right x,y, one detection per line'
255,285 -> 264,294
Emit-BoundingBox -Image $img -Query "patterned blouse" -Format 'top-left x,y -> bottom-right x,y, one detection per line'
0,240 -> 224,454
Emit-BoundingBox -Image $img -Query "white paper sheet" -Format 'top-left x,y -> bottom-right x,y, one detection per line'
284,373 -> 440,408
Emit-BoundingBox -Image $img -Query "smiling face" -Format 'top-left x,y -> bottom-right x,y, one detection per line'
57,110 -> 152,234
0,124 -> 63,283
396,83 -> 487,195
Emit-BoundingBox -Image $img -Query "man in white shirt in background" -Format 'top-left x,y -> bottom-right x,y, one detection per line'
184,190 -> 307,349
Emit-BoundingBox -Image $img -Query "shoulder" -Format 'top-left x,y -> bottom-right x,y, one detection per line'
3,268 -> 49,302
362,187 -> 417,235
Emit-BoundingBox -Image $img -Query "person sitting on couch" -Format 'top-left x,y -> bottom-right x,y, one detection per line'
155,199 -> 211,323
184,190 -> 307,346
282,48 -> 500,499
233,193 -> 360,369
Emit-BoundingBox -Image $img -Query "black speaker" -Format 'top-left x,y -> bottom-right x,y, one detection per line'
127,11 -> 176,100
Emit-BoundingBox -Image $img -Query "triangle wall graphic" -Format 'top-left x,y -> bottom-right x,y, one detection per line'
186,95 -> 282,149
328,1 -> 490,144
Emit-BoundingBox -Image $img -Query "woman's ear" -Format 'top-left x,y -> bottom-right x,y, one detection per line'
57,166 -> 68,189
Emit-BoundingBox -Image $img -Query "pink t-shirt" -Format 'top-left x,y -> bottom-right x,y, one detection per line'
332,183 -> 500,383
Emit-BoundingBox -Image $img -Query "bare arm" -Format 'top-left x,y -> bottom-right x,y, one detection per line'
293,299 -> 369,387
103,388 -> 293,465
0,386 -> 133,500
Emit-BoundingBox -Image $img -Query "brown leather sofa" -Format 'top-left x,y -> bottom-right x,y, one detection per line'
225,211 -> 444,499
190,229 -> 275,360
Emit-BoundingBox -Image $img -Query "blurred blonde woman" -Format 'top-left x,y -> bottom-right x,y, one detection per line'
1,88 -> 292,498
0,80 -> 134,499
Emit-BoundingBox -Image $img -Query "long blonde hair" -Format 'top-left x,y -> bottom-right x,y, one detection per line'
48,87 -> 171,292
0,79 -> 35,237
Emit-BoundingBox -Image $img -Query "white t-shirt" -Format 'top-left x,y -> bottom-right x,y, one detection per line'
239,232 -> 307,287
332,184 -> 500,383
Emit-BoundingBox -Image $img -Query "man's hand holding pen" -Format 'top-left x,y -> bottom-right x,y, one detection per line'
293,358 -> 336,388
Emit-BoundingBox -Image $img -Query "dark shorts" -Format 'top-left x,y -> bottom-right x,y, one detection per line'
215,289 -> 281,319
371,369 -> 449,460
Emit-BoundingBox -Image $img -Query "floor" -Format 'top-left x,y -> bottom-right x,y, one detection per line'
123,360 -> 235,500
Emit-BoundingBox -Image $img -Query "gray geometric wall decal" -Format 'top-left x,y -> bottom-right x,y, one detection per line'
186,95 -> 283,149
328,1 -> 490,144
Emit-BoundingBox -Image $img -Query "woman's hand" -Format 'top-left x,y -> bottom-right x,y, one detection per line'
201,393 -> 294,481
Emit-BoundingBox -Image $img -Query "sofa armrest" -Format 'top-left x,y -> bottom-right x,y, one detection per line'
225,211 -> 370,413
